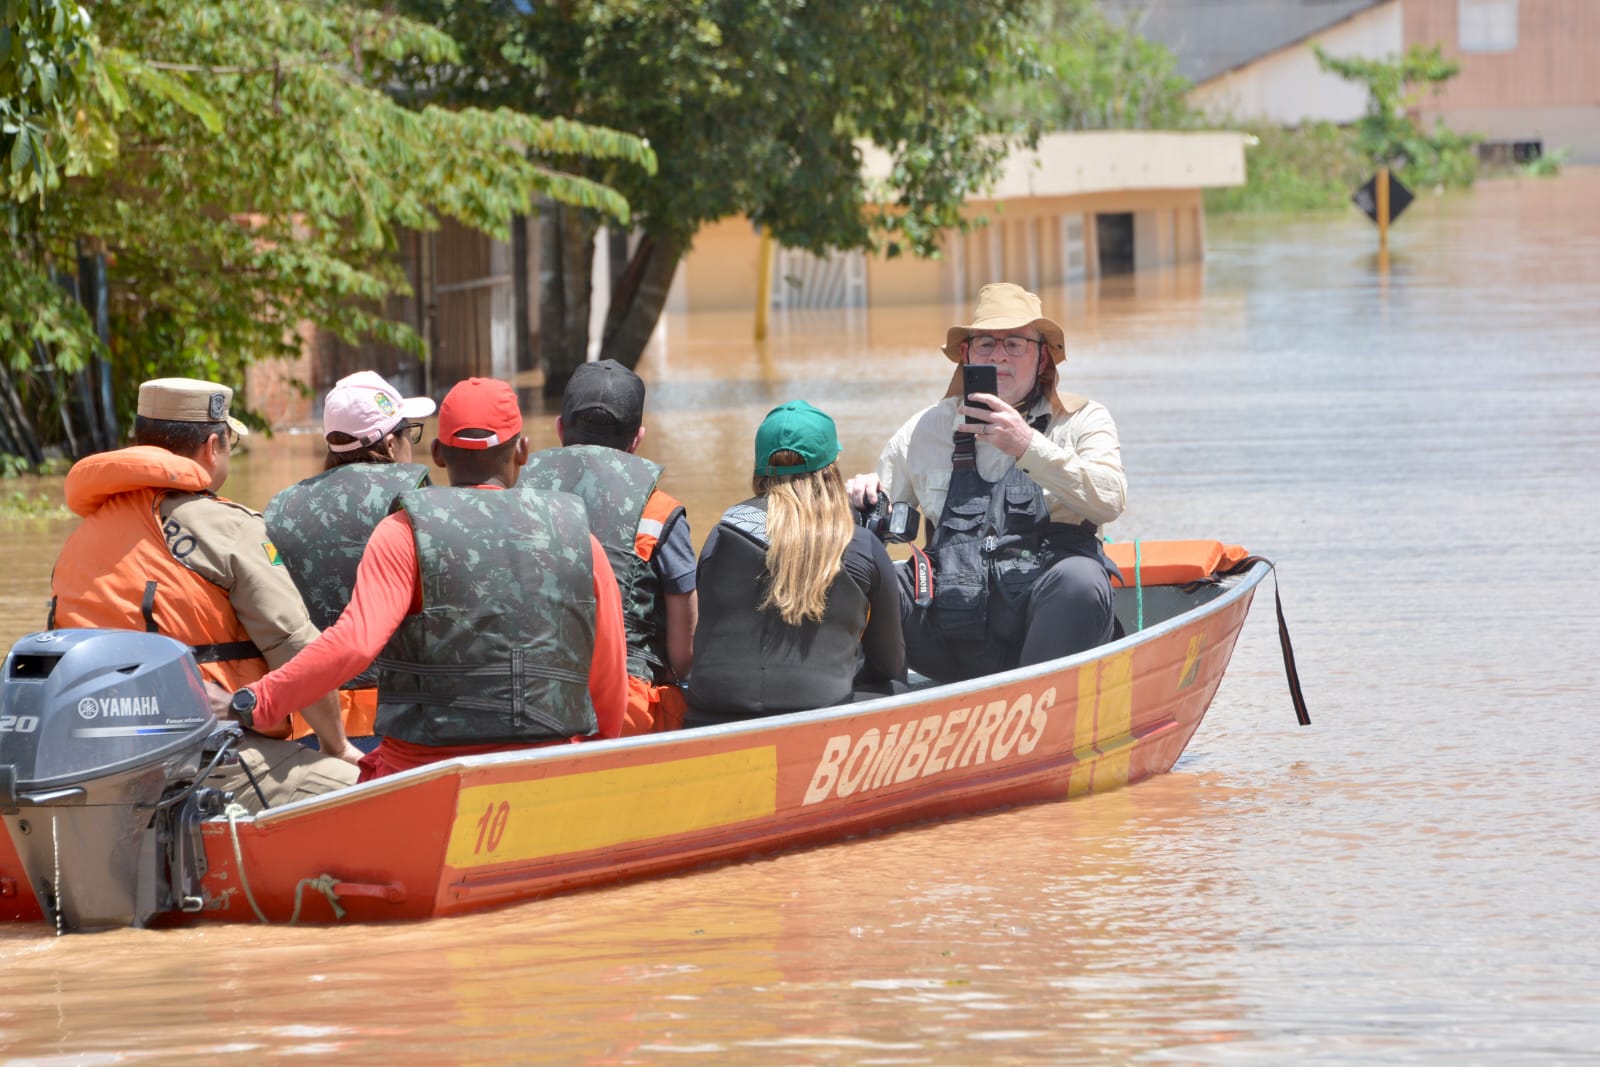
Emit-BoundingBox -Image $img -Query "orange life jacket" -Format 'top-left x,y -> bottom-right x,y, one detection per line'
616,488 -> 686,735
49,446 -> 288,737
634,487 -> 682,562
326,688 -> 377,740
1104,539 -> 1250,586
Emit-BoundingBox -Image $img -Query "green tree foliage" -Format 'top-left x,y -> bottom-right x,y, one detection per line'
0,0 -> 653,467
1315,43 -> 1478,188
1204,120 -> 1369,214
1,0 -> 97,200
997,0 -> 1193,131
392,0 -> 1040,387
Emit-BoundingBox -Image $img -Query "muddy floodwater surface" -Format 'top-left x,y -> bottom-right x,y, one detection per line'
1,171 -> 1598,1064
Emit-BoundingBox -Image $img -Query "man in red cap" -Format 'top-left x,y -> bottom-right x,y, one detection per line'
221,377 -> 628,780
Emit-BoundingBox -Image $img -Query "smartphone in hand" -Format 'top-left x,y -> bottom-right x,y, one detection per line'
962,363 -> 998,410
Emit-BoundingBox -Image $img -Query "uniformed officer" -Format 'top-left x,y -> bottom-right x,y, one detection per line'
49,377 -> 360,811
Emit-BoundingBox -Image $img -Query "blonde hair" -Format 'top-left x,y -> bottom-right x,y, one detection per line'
753,453 -> 854,626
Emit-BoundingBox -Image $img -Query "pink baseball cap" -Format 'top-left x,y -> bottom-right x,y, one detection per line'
323,371 -> 436,452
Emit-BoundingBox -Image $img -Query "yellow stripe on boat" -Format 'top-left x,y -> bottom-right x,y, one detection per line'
447,747 -> 778,867
1068,650 -> 1134,797
1094,650 -> 1135,791
1178,633 -> 1205,690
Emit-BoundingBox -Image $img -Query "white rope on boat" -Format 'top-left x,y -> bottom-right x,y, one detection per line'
224,802 -> 271,924
50,810 -> 63,938
224,802 -> 347,924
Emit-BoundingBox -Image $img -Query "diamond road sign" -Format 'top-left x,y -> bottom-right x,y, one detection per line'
1353,172 -> 1415,225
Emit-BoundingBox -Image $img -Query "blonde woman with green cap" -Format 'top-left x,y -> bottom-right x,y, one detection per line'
686,400 -> 905,725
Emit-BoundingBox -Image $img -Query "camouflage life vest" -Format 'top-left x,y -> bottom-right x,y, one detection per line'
374,486 -> 599,746
264,462 -> 430,689
518,445 -> 674,682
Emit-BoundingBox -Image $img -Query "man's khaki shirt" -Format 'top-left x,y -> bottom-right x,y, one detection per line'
159,493 -> 321,670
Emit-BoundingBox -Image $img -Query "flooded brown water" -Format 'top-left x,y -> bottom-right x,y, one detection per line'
3,170 -> 1600,1063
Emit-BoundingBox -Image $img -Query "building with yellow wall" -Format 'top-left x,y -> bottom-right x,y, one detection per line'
668,131 -> 1247,315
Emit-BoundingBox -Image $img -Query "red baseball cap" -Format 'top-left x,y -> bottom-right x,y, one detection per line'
437,377 -> 523,450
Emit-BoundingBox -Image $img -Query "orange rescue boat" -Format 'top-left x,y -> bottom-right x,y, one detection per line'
0,541 -> 1305,932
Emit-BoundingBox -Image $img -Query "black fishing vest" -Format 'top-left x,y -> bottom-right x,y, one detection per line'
374,487 -> 598,746
687,498 -> 869,719
264,463 -> 430,688
926,415 -> 1111,677
518,445 -> 674,682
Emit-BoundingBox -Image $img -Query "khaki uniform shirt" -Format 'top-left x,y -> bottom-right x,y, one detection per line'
876,394 -> 1127,528
159,493 -> 322,669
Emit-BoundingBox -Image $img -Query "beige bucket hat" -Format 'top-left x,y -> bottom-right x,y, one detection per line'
941,282 -> 1066,364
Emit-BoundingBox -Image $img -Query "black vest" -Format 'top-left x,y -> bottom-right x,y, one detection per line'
264,463 -> 430,688
925,418 -> 1113,678
688,498 -> 868,720
375,487 -> 598,746
518,445 -> 674,682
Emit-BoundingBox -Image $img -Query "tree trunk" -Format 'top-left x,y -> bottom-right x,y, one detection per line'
599,233 -> 684,371
74,244 -> 117,454
0,356 -> 44,467
537,202 -> 599,396
512,212 -> 534,376
41,339 -> 84,461
607,228 -> 629,293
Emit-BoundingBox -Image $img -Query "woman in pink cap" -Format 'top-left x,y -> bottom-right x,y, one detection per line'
263,371 -> 436,748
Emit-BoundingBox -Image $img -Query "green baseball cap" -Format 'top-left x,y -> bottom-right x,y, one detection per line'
754,400 -> 840,476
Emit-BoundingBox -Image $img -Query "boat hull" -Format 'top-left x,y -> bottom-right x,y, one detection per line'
0,562 -> 1267,927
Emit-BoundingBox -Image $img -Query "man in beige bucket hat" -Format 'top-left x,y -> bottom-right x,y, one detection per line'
48,377 -> 360,811
846,282 -> 1127,682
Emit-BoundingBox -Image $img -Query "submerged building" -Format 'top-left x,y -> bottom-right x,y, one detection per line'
250,131 -> 1247,425
674,131 -> 1246,314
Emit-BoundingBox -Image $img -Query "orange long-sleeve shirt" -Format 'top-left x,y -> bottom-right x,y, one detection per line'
252,488 -> 627,754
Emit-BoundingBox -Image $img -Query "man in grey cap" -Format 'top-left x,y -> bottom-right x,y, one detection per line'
518,359 -> 698,734
49,377 -> 360,810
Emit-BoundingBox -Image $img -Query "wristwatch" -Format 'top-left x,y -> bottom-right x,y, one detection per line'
228,686 -> 258,729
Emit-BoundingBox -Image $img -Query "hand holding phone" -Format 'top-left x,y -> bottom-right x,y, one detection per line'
958,363 -> 998,442
962,363 -> 998,411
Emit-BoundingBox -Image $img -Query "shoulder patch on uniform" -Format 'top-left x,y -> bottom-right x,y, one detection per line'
263,541 -> 282,566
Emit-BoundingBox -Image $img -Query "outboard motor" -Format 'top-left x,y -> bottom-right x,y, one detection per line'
0,629 -> 237,932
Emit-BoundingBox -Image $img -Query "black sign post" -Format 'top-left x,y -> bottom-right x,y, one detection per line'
1352,168 -> 1414,259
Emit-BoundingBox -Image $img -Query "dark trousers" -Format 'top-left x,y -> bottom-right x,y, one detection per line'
898,554 -> 1115,682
